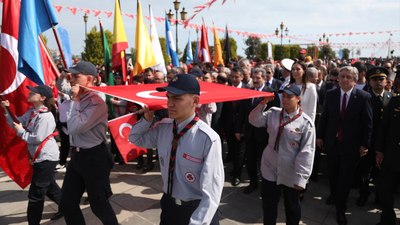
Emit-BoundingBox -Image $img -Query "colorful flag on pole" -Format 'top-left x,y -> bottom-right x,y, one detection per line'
149,5 -> 167,75
0,0 -> 36,189
223,25 -> 231,65
18,0 -> 59,85
57,26 -> 73,68
100,19 -> 115,118
198,24 -> 211,63
100,20 -> 114,86
132,0 -> 157,75
213,25 -> 224,67
186,33 -> 193,65
165,15 -> 179,67
112,0 -> 128,81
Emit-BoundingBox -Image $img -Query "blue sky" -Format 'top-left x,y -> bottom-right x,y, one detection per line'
1,0 -> 400,58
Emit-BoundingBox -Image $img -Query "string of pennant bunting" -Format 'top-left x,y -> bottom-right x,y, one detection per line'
52,4 -> 399,39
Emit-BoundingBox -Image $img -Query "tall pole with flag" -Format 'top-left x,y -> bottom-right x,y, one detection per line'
112,0 -> 128,82
132,0 -> 157,75
198,22 -> 211,63
223,24 -> 231,65
186,32 -> 193,65
149,5 -> 167,75
100,19 -> 114,86
18,0 -> 59,85
165,14 -> 179,67
0,0 -> 35,189
213,24 -> 224,67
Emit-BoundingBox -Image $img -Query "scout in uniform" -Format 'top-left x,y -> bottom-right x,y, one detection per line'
248,84 -> 315,225
1,85 -> 63,224
129,74 -> 224,225
60,61 -> 118,225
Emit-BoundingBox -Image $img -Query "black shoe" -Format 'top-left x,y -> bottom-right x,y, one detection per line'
50,211 -> 63,220
336,213 -> 347,225
243,184 -> 258,194
231,177 -> 240,186
325,195 -> 335,205
143,162 -> 154,172
136,159 -> 144,169
356,196 -> 368,207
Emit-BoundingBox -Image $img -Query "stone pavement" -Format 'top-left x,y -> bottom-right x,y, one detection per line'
0,157 -> 399,225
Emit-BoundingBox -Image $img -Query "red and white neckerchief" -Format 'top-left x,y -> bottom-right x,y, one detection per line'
25,106 -> 48,130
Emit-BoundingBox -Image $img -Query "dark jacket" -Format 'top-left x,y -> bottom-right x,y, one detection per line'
376,95 -> 400,172
317,87 -> 373,157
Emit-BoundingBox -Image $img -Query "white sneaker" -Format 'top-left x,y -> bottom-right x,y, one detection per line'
55,164 -> 66,172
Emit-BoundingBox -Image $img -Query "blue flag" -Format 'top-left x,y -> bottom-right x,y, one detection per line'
186,34 -> 193,65
18,0 -> 59,85
165,15 -> 179,67
57,26 -> 73,68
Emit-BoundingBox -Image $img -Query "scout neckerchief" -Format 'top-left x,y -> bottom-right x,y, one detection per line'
274,108 -> 303,151
25,106 -> 48,131
167,115 -> 200,195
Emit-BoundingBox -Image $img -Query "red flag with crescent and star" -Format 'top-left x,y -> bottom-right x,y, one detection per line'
108,113 -> 147,162
88,82 -> 274,110
0,0 -> 35,189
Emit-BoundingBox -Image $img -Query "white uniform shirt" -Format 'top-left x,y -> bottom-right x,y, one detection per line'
249,105 -> 315,189
129,113 -> 224,225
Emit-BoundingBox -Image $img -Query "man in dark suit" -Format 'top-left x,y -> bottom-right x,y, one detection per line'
356,67 -> 393,206
236,68 -> 280,193
265,64 -> 283,91
220,67 -> 247,177
317,66 -> 373,225
375,93 -> 400,225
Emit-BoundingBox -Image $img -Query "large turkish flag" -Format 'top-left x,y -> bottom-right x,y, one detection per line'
89,82 -> 274,110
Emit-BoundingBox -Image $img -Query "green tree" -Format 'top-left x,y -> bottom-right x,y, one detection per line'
81,26 -> 113,66
319,45 -> 336,61
273,45 -> 291,60
259,43 -> 268,60
244,37 -> 261,60
289,45 -> 301,59
342,48 -> 350,60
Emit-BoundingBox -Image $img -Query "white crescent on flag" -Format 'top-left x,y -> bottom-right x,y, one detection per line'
0,33 -> 26,95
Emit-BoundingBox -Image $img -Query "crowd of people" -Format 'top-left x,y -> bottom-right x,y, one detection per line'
1,49 -> 400,225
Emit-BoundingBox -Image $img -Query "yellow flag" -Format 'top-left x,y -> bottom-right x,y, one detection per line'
112,0 -> 128,56
213,25 -> 224,67
132,0 -> 157,75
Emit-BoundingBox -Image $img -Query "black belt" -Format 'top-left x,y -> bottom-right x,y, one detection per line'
73,143 -> 105,152
163,193 -> 200,206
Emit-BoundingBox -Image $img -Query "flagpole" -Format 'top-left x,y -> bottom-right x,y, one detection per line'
43,0 -> 67,69
0,96 -> 20,123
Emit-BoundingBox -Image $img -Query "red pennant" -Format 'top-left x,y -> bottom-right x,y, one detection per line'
93,9 -> 102,17
104,10 -> 113,18
67,7 -> 77,15
54,5 -> 63,13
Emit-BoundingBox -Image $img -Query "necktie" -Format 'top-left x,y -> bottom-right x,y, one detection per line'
337,93 -> 347,142
167,116 -> 199,195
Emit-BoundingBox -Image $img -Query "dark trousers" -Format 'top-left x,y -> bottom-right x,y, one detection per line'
160,194 -> 219,225
28,160 -> 61,225
58,123 -> 70,165
245,135 -> 268,185
376,168 -> 400,225
110,133 -> 124,163
327,143 -> 359,214
261,179 -> 301,225
226,132 -> 245,179
355,150 -> 375,199
60,144 -> 118,225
